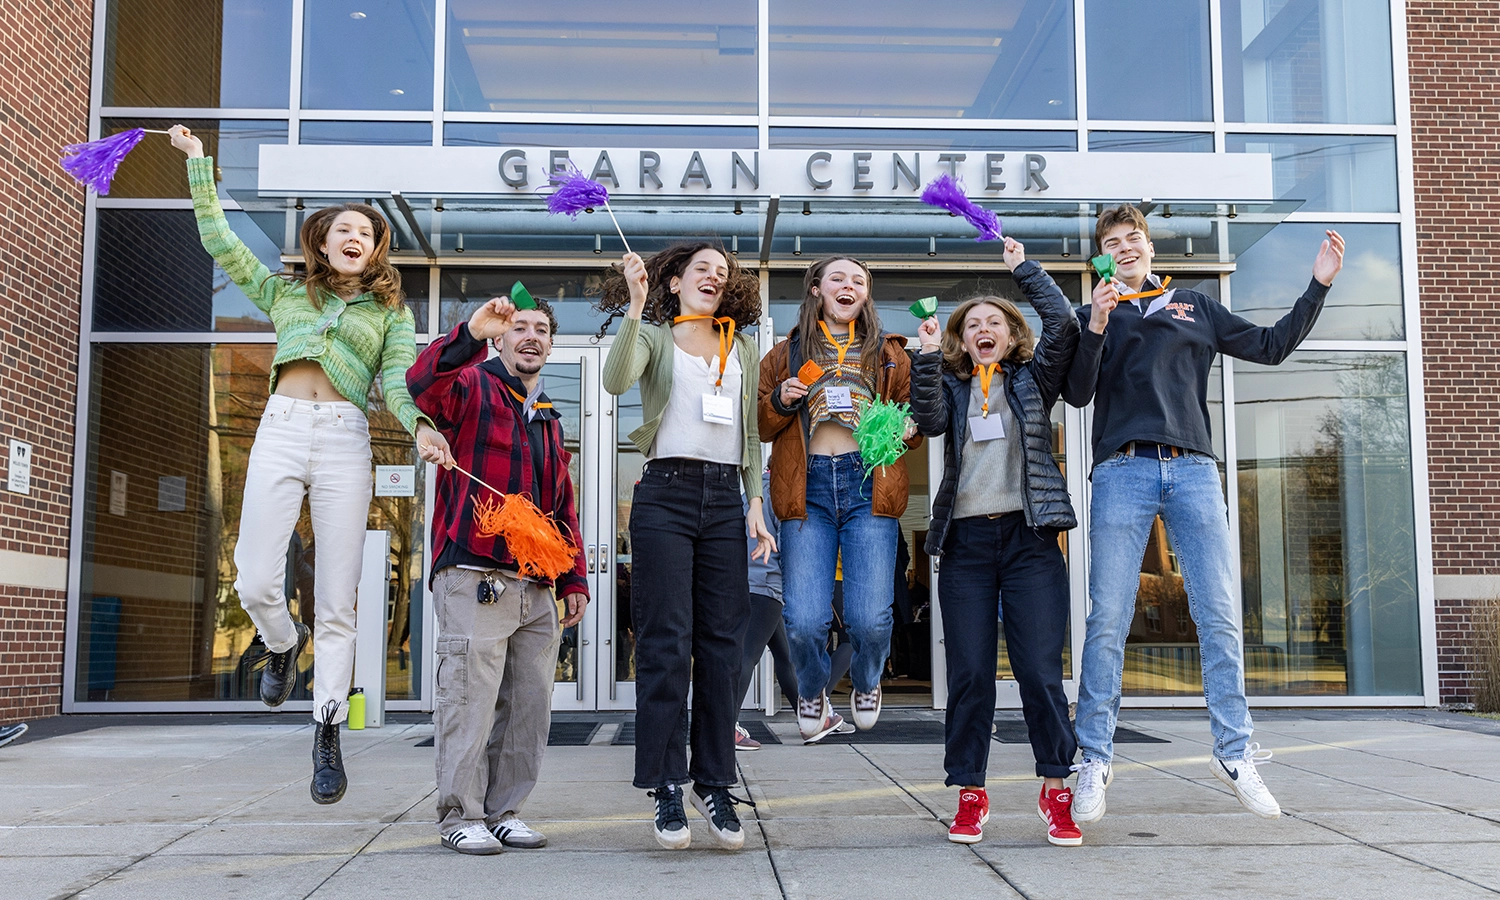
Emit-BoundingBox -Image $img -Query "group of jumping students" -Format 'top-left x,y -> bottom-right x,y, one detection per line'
170,121 -> 1345,853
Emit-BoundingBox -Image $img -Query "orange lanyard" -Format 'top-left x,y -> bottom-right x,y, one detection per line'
505,384 -> 552,413
673,315 -> 736,392
818,320 -> 857,372
1119,275 -> 1172,303
973,363 -> 1000,417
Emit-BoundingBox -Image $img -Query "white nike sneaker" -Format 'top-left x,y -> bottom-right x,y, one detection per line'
1211,743 -> 1281,819
1070,757 -> 1113,824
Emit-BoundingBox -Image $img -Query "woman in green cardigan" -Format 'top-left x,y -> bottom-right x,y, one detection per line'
598,242 -> 774,852
169,125 -> 450,805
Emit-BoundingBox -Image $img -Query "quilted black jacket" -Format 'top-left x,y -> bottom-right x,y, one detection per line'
911,260 -> 1080,556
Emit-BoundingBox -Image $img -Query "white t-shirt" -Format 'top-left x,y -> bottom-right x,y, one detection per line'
649,344 -> 743,465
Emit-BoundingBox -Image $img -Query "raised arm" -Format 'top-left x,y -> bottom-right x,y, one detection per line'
1007,241 -> 1080,405
1215,230 -> 1344,365
601,252 -> 654,395
910,316 -> 949,437
170,124 -> 280,313
1063,272 -> 1121,407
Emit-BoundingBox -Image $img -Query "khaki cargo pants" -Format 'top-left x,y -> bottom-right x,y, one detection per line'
432,566 -> 560,835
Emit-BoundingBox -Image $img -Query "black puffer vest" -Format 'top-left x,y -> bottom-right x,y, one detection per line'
910,261 -> 1080,556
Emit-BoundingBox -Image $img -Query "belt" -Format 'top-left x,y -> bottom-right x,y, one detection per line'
1122,441 -> 1182,460
644,457 -> 738,476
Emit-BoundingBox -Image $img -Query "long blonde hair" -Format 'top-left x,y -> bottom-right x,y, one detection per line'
941,296 -> 1035,378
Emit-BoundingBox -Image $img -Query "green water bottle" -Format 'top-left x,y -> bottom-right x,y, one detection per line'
347,688 -> 366,730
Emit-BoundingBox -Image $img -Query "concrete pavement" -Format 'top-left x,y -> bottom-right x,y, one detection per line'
1,709 -> 1499,899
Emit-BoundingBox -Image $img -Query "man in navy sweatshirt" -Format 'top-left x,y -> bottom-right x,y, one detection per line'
1065,204 -> 1344,825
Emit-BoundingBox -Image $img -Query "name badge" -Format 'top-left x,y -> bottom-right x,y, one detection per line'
824,386 -> 855,412
968,413 -> 1005,442
702,393 -> 735,424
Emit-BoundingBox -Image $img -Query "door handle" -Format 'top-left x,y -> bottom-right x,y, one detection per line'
586,544 -> 597,573
598,542 -> 609,574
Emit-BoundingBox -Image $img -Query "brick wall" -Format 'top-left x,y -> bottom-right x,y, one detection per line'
0,0 -> 93,722
1408,3 -> 1500,703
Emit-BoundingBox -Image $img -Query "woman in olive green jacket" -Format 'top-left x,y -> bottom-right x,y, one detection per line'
597,242 -> 773,852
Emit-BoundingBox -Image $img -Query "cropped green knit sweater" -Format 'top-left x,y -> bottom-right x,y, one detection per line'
187,157 -> 429,435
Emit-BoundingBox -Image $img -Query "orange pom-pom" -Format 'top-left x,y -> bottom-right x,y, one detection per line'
468,492 -> 577,580
473,493 -> 505,538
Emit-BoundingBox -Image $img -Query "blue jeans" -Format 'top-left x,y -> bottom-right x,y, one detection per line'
1075,451 -> 1253,763
781,453 -> 898,698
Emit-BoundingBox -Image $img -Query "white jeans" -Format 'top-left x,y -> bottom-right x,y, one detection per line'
234,394 -> 373,724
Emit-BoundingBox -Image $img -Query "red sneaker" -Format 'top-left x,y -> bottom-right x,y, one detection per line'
948,788 -> 990,844
1038,786 -> 1083,846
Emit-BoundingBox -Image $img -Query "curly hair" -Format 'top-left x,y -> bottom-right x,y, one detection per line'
593,240 -> 761,340
295,203 -> 406,312
941,296 -> 1035,378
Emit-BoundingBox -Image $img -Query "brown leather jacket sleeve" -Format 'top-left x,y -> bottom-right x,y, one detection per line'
882,338 -> 923,450
757,341 -> 799,441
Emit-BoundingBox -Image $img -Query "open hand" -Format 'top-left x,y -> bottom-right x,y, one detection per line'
168,124 -> 204,159
468,297 -> 516,341
1088,277 -> 1120,335
748,499 -> 777,564
560,592 -> 589,627
1312,229 -> 1346,287
1002,237 -> 1025,270
918,317 -> 941,353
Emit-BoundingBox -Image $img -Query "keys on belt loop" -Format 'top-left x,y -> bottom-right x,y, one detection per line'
477,572 -> 498,605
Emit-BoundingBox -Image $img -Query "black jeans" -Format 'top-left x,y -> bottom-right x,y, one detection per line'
939,513 -> 1076,784
630,458 -> 750,789
736,593 -> 799,711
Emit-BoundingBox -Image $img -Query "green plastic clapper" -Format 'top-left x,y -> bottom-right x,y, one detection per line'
1090,254 -> 1116,283
510,281 -> 537,309
908,296 -> 938,320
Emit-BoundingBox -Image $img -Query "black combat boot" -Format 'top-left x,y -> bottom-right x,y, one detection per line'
259,622 -> 309,707
310,701 -> 347,804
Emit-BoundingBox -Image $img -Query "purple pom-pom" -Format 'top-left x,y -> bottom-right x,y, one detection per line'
920,173 -> 1003,242
60,128 -> 147,195
544,163 -> 611,218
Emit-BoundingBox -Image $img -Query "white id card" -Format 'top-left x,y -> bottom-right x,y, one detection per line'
824,385 -> 855,412
968,413 -> 1006,442
702,393 -> 735,424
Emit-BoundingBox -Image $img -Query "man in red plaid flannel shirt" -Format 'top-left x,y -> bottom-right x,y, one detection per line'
407,296 -> 588,856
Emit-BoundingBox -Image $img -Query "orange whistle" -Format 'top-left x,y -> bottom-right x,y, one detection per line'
797,359 -> 825,385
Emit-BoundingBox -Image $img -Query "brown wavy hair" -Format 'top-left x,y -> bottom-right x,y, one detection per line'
795,256 -> 883,386
295,203 -> 405,311
941,296 -> 1035,378
594,240 -> 761,340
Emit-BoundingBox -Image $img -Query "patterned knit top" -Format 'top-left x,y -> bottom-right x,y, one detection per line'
805,327 -> 877,432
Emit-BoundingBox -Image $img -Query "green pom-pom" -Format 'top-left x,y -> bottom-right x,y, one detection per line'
908,296 -> 938,319
852,396 -> 913,475
1090,254 -> 1116,283
510,281 -> 537,309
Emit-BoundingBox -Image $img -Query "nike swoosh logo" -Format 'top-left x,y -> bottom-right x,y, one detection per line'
1227,766 -> 1239,781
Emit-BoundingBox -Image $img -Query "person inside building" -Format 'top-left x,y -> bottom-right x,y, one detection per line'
910,237 -> 1082,846
759,256 -> 919,742
168,124 -> 450,805
406,294 -> 588,856
1065,204 -> 1345,823
597,243 -> 774,851
733,466 -> 800,752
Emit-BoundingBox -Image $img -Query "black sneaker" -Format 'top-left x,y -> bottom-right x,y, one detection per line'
648,784 -> 691,850
690,783 -> 753,850
310,701 -> 347,805
260,622 -> 310,708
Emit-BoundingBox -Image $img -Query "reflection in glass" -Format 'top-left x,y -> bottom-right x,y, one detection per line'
77,344 -> 427,703
1226,134 -> 1397,213
615,384 -> 644,683
446,1 -> 756,115
95,209 -> 286,333
399,268 -> 430,333
769,0 -> 1075,119
441,268 -> 614,337
1235,352 -> 1421,695
102,0 -> 291,108
1222,0 -> 1395,125
767,269 -> 1082,341
1085,0 -> 1211,122
1088,131 -> 1213,153
1230,222 -> 1402,341
299,121 -> 433,145
303,0 -> 434,111
445,123 -> 758,149
771,129 -> 1076,151
534,360 -> 584,686
100,120 -> 289,200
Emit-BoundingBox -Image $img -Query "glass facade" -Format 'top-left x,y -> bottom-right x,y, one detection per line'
81,0 -> 1425,710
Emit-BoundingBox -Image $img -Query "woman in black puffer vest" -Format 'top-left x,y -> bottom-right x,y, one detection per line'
909,237 -> 1082,847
